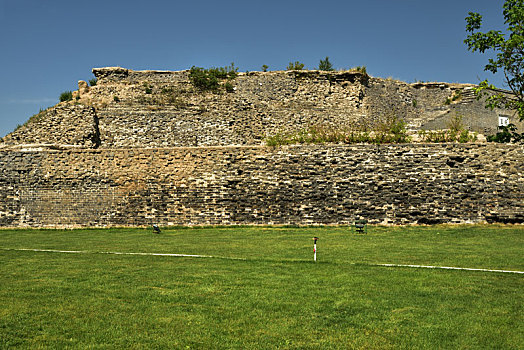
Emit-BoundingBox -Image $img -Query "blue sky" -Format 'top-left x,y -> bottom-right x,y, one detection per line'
0,0 -> 507,137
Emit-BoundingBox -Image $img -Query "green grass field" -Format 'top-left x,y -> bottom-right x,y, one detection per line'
0,225 -> 522,349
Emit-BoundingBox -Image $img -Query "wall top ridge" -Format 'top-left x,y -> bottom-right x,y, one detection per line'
90,66 -> 487,89
0,143 -> 522,155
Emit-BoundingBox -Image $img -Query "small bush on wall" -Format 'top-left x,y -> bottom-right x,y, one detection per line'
318,57 -> 334,71
266,116 -> 411,146
418,114 -> 477,143
189,63 -> 238,92
287,61 -> 305,70
487,124 -> 523,143
59,91 -> 73,102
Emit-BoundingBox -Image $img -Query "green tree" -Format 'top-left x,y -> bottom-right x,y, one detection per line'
318,56 -> 334,71
464,0 -> 524,123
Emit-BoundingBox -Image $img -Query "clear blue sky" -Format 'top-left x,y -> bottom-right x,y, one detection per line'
0,0 -> 507,137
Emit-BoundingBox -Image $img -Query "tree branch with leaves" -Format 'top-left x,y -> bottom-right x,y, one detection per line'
464,0 -> 524,123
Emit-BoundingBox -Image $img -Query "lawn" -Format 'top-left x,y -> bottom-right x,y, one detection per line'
0,225 -> 522,349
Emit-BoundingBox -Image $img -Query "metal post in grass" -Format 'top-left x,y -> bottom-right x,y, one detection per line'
313,237 -> 319,262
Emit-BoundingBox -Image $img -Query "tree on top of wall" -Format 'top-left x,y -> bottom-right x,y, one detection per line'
465,0 -> 524,142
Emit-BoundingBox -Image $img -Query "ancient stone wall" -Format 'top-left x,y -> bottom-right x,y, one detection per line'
2,68 -> 521,149
2,105 -> 100,148
1,68 -> 522,228
1,144 -> 522,228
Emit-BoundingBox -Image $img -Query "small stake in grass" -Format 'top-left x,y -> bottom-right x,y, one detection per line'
313,237 -> 319,262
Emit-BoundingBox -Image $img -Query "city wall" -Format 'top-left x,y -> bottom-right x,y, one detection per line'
3,68 -> 522,149
1,144 -> 522,227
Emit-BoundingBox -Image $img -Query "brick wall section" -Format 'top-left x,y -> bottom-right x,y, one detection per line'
0,144 -> 522,227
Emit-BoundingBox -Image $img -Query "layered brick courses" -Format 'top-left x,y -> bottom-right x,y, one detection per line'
1,144 -> 522,227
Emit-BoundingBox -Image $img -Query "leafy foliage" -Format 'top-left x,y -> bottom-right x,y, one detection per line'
189,67 -> 219,90
487,123 -> 523,142
189,63 -> 238,91
464,0 -> 524,126
207,62 -> 239,80
374,115 -> 411,144
224,82 -> 235,93
353,66 -> 367,74
452,89 -> 462,102
444,89 -> 463,105
286,61 -> 305,70
318,57 -> 334,71
262,64 -> 268,72
59,91 -> 73,102
88,78 -> 97,86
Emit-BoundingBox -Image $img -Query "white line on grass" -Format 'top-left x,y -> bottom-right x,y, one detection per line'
2,248 -> 523,274
3,248 -> 246,260
375,263 -> 524,274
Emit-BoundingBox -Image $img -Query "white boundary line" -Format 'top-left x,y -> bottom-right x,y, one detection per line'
2,248 -> 246,260
2,248 -> 523,274
374,263 -> 524,274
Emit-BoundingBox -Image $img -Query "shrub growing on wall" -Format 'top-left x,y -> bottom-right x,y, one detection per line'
189,67 -> 218,91
487,124 -> 523,143
266,116 -> 411,146
287,61 -> 305,70
189,63 -> 238,91
353,66 -> 367,74
374,115 -> 410,144
59,91 -> 73,102
418,114 -> 477,143
318,57 -> 334,71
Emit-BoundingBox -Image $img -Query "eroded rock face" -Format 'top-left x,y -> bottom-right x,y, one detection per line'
1,67 -> 521,148
78,80 -> 89,94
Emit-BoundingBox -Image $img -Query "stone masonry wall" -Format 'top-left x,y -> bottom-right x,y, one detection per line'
1,144 -> 522,228
2,67 -> 521,149
2,105 -> 100,148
